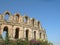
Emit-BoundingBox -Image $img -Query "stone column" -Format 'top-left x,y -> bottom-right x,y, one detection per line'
41,32 -> 44,40
12,28 -> 15,39
0,15 -> 1,20
24,30 -> 26,39
23,27 -> 26,40
10,25 -> 14,39
32,30 -> 33,39
27,18 -> 30,24
1,25 -> 3,35
36,31 -> 40,40
29,29 -> 33,40
21,16 -> 24,23
9,15 -> 13,22
19,28 -> 23,39
1,14 -> 4,21
13,15 -> 16,23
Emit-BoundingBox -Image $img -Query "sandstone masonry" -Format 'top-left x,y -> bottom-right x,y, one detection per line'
0,11 -> 47,40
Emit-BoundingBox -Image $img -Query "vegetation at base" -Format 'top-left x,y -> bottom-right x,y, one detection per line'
0,35 -> 53,45
0,35 -> 2,39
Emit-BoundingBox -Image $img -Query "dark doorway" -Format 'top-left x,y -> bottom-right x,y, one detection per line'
44,34 -> 45,39
26,30 -> 29,40
40,33 -> 41,39
34,31 -> 36,40
3,26 -> 8,38
15,28 -> 19,39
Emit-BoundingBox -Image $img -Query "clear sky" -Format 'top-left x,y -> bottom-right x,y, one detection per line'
0,0 -> 60,45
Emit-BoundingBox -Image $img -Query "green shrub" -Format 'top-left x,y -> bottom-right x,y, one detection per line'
0,35 -> 53,45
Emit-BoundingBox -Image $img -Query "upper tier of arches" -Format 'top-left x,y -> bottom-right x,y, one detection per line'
0,11 -> 41,28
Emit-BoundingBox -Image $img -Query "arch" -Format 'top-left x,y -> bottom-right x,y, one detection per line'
31,18 -> 34,26
4,11 -> 11,15
4,11 -> 10,21
26,29 -> 29,40
24,16 -> 28,23
34,31 -> 36,40
15,28 -> 19,39
14,13 -> 20,22
38,21 -> 40,28
40,33 -> 42,39
3,26 -> 8,38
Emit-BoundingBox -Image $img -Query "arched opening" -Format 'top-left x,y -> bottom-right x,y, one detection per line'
24,16 -> 28,23
31,19 -> 34,26
40,33 -> 41,39
4,12 -> 10,21
43,34 -> 45,39
16,14 -> 19,22
38,21 -> 40,28
15,28 -> 19,39
3,26 -> 8,39
34,31 -> 36,40
26,30 -> 29,40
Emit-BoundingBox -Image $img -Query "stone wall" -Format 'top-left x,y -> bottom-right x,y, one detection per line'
0,11 -> 46,40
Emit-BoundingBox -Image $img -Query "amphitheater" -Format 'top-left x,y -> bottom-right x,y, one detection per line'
0,11 -> 47,40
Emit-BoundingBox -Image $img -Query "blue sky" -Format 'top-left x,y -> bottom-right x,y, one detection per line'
0,0 -> 60,45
